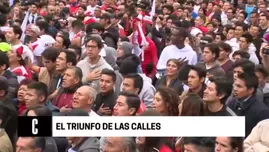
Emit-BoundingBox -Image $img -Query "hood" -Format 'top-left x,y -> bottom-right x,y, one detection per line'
84,56 -> 108,69
139,73 -> 152,84
263,83 -> 269,94
78,137 -> 100,151
104,46 -> 117,69
119,41 -> 133,55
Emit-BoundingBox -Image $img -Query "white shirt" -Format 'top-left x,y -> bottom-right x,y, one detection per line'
89,110 -> 99,117
157,44 -> 198,70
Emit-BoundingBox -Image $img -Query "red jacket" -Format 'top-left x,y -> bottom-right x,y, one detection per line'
140,37 -> 158,78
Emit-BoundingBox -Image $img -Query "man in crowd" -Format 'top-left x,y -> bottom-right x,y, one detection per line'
228,72 -> 269,136
16,137 -> 46,152
188,65 -> 207,98
72,85 -> 99,116
203,77 -> 236,116
24,82 -> 59,115
53,66 -> 82,111
104,137 -> 137,152
77,35 -> 113,92
93,69 -> 117,116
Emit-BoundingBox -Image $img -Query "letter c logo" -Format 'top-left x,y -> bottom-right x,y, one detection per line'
32,119 -> 38,135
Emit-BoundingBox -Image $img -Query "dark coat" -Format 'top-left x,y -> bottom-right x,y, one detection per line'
228,95 -> 269,137
155,76 -> 184,95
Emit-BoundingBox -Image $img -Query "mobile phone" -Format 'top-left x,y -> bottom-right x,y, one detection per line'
263,47 -> 269,55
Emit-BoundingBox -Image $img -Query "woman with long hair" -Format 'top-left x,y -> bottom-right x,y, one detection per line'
152,87 -> 180,116
155,59 -> 185,95
179,92 -> 205,116
136,110 -> 173,152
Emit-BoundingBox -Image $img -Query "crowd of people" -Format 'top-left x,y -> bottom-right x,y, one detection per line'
0,0 -> 269,151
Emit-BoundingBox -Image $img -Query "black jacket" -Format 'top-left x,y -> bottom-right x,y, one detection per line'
92,91 -> 117,116
228,95 -> 269,137
155,76 -> 184,95
205,105 -> 237,116
3,70 -> 18,99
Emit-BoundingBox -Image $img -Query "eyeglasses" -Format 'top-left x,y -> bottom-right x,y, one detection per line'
86,45 -> 98,49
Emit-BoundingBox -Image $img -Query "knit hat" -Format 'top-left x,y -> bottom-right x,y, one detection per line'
119,54 -> 140,75
58,109 -> 89,116
0,42 -> 11,53
118,42 -> 133,56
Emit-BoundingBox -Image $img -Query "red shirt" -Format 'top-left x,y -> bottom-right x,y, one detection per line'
140,37 -> 158,77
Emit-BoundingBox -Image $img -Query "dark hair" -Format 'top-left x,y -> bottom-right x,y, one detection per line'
156,87 -> 180,116
232,50 -> 250,59
181,93 -> 204,116
241,33 -> 253,43
101,68 -> 117,82
215,32 -> 225,41
16,79 -> 35,99
11,25 -> 22,39
218,42 -> 232,54
183,137 -> 215,152
41,47 -> 60,62
0,51 -> 9,69
36,20 -> 49,33
237,72 -> 259,95
124,73 -> 143,94
71,19 -> 84,30
120,36 -> 130,42
162,4 -> 174,12
207,21 -> 217,28
235,23 -> 248,32
61,50 -> 77,65
189,65 -> 207,79
27,82 -> 48,102
176,27 -> 189,39
209,77 -> 233,104
204,43 -> 220,60
0,14 -> 7,26
26,105 -> 52,116
119,91 -> 141,115
230,137 -> 243,152
69,45 -> 81,60
66,66 -> 83,81
233,58 -> 255,72
255,64 -> 268,78
91,22 -> 105,33
85,35 -> 103,49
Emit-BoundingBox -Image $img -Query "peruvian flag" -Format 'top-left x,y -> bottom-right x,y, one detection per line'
131,0 -> 156,61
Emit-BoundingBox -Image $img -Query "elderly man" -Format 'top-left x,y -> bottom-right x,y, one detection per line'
72,85 -> 99,116
104,137 -> 137,152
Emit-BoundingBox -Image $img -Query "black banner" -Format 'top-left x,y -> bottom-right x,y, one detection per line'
18,116 -> 52,137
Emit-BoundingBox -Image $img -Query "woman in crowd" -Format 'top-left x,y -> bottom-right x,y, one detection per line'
7,47 -> 32,83
152,87 -> 180,116
155,59 -> 184,95
137,110 -> 174,152
179,93 -> 204,116
14,79 -> 34,115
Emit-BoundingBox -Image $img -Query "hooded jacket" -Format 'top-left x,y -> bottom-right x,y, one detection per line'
77,56 -> 113,92
70,137 -> 100,152
137,74 -> 155,108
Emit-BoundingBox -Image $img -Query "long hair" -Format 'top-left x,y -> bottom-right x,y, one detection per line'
181,93 -> 205,116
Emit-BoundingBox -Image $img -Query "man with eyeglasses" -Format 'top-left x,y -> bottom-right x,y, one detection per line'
77,35 -> 113,92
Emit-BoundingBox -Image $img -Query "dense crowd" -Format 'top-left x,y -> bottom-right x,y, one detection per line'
0,0 -> 269,151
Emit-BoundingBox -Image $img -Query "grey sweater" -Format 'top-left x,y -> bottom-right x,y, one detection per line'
77,56 -> 113,92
